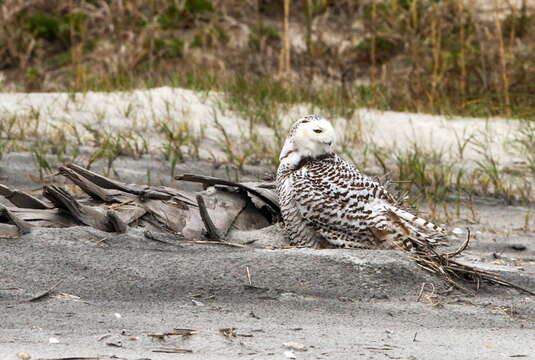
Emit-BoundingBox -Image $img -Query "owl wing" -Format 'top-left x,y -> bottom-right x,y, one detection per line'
289,159 -> 391,248
291,158 -> 446,249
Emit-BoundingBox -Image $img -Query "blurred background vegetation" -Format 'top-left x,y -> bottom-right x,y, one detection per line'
1,0 -> 535,119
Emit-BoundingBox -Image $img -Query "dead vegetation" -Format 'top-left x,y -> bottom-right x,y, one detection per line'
412,229 -> 535,296
1,0 -> 535,119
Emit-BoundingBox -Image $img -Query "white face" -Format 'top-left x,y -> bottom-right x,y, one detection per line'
280,115 -> 337,163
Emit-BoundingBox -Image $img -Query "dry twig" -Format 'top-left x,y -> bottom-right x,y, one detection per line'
411,231 -> 535,296
29,280 -> 64,302
152,347 -> 193,353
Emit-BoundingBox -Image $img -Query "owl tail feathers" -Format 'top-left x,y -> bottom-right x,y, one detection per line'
385,205 -> 448,241
370,208 -> 447,251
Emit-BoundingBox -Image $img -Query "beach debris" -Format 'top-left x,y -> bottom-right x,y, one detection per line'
105,340 -> 123,347
31,357 -> 128,360
16,352 -> 31,360
411,230 -> 535,295
152,347 -> 193,353
0,184 -> 50,209
0,205 -> 31,238
284,341 -> 307,351
0,164 -> 275,242
97,333 -> 112,342
29,280 -> 63,302
147,328 -> 197,339
219,327 -> 237,337
170,328 -> 197,336
249,311 -> 261,319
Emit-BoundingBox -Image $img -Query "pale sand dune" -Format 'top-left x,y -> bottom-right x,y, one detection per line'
0,87 -> 523,167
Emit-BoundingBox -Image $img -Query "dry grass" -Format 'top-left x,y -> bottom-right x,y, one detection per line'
1,0 -> 535,120
412,231 -> 535,296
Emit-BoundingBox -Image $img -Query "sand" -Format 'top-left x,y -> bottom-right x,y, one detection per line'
1,153 -> 534,360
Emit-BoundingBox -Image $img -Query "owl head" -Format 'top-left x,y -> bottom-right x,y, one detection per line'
279,114 -> 336,165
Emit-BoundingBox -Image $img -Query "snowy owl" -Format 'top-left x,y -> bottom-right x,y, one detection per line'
276,114 -> 447,250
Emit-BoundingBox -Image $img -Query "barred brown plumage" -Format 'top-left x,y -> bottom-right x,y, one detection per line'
276,114 -> 448,249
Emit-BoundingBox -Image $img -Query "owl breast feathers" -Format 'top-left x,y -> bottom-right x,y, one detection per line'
276,115 -> 447,250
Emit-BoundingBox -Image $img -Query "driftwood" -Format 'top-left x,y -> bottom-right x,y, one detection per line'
8,207 -> 77,227
58,166 -> 124,202
65,163 -> 147,195
0,164 -> 276,242
176,173 -> 280,214
0,184 -> 50,209
196,194 -> 222,241
43,185 -> 117,232
0,205 -> 32,237
66,163 -> 196,204
0,223 -> 20,238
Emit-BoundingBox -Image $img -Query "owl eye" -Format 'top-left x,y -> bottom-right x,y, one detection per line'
313,129 -> 323,133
